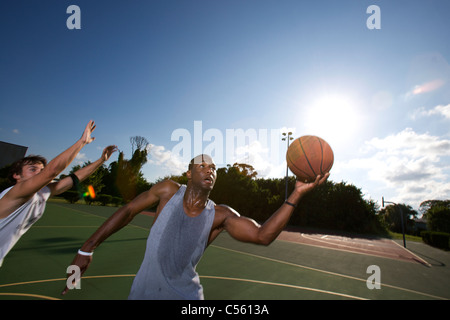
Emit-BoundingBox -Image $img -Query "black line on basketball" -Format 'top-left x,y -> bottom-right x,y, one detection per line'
317,137 -> 324,175
287,150 -> 313,178
299,138 -> 316,177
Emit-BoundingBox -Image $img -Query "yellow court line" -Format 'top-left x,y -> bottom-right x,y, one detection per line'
0,293 -> 61,300
0,268 -> 446,300
0,274 -> 365,300
200,275 -> 368,300
0,274 -> 136,288
19,203 -> 444,300
0,273 -> 367,300
33,226 -> 101,228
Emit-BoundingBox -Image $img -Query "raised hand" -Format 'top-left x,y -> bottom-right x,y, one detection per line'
294,172 -> 330,195
101,145 -> 118,162
80,120 -> 97,145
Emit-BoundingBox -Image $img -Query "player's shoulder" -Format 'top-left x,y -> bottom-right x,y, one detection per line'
151,179 -> 181,197
214,204 -> 240,218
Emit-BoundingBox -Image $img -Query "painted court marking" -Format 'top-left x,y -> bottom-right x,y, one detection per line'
0,244 -> 444,300
277,230 -> 431,266
1,204 -> 438,300
210,245 -> 446,300
0,274 -> 367,300
200,275 -> 368,300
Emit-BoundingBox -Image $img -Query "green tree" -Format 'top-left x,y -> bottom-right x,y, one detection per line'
114,136 -> 151,202
60,161 -> 109,204
419,199 -> 450,215
426,206 -> 450,233
379,203 -> 418,234
210,164 -> 268,221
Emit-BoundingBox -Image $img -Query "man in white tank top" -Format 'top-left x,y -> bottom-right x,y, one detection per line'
0,120 -> 117,267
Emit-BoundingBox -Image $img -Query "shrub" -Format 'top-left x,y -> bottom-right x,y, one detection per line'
97,194 -> 112,206
426,206 -> 450,234
61,190 -> 80,204
111,196 -> 124,206
421,231 -> 450,250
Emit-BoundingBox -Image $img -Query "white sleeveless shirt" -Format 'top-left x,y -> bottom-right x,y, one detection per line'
0,186 -> 51,266
128,185 -> 215,300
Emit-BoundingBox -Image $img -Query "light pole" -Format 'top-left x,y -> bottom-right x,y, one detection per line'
382,197 -> 406,248
282,132 -> 293,200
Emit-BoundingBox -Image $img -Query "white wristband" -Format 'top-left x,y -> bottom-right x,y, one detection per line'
78,249 -> 94,256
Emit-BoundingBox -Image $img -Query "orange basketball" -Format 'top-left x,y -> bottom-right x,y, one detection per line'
286,135 -> 334,182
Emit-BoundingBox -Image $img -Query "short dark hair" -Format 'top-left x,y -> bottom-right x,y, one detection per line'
8,155 -> 47,184
188,154 -> 213,171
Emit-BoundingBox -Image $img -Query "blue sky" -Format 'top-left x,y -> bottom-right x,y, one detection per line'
1,0 -> 449,211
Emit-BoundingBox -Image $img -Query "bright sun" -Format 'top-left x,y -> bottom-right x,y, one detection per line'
302,94 -> 360,145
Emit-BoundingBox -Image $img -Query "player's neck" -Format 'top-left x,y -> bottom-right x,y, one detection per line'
183,185 -> 210,216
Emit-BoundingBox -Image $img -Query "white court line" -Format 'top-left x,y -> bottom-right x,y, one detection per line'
390,240 -> 431,267
299,233 -> 414,260
210,245 -> 446,300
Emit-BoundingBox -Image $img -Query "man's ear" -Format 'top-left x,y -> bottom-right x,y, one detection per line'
12,173 -> 21,182
186,170 -> 192,180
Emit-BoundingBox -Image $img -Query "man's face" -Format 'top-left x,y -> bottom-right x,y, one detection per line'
188,155 -> 217,190
13,162 -> 44,183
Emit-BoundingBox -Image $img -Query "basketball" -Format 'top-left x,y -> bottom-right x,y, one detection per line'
286,135 -> 334,182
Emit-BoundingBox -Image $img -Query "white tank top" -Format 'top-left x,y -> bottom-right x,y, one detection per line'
128,185 -> 215,300
0,186 -> 51,266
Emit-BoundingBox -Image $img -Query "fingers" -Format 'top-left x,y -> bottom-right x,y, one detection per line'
85,120 -> 96,134
61,255 -> 92,296
315,172 -> 329,182
80,120 -> 96,144
102,145 -> 118,161
107,145 -> 118,153
320,172 -> 330,184
61,286 -> 70,295
294,172 -> 330,193
88,120 -> 96,143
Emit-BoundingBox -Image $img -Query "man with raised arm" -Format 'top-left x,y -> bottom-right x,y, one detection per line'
63,154 -> 328,299
0,120 -> 117,266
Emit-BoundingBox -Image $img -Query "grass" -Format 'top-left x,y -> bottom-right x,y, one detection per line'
387,231 -> 423,243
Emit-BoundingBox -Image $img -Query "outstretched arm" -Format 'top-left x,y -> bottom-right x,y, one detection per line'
0,120 -> 97,219
222,173 -> 329,246
48,145 -> 118,196
61,180 -> 179,295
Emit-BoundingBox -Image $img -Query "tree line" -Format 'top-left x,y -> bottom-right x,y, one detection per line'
58,153 -> 386,235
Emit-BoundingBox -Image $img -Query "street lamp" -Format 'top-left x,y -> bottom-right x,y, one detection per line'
382,197 -> 406,248
282,132 -> 294,200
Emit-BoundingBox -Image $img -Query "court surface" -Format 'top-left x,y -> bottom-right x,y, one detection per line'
277,228 -> 431,266
0,201 -> 449,300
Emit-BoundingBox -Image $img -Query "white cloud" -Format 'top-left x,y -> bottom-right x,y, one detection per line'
74,153 -> 88,166
147,144 -> 186,176
346,128 -> 450,207
147,140 -> 286,180
234,140 -> 285,178
433,104 -> 450,119
411,104 -> 450,120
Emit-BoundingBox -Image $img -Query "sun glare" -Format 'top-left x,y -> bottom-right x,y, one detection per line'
302,94 -> 360,145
